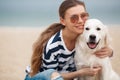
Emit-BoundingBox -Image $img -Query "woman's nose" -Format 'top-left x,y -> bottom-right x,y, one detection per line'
78,16 -> 83,24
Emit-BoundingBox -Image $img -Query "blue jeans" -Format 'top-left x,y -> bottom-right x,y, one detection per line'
24,69 -> 63,80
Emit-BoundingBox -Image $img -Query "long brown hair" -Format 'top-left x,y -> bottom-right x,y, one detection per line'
30,0 -> 86,76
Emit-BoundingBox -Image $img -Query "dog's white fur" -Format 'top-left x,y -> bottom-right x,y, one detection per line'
75,19 -> 120,80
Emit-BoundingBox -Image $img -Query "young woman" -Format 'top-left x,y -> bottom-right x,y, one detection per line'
25,0 -> 113,80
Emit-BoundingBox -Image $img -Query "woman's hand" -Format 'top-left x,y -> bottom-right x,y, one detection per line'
94,46 -> 113,58
78,66 -> 101,77
60,66 -> 101,80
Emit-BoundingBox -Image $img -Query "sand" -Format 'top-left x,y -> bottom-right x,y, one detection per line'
0,25 -> 120,80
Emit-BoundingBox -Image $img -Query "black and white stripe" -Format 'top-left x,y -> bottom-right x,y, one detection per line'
40,30 -> 76,73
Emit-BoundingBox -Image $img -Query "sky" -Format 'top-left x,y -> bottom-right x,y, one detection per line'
0,0 -> 120,27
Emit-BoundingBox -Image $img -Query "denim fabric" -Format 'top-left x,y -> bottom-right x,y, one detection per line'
24,69 -> 63,80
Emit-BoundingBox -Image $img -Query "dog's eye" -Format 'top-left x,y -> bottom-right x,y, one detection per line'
96,27 -> 101,31
85,27 -> 90,30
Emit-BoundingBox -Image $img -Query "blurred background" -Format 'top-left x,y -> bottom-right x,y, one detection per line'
0,0 -> 120,27
0,0 -> 120,80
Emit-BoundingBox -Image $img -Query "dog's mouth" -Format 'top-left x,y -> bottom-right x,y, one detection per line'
87,40 -> 100,49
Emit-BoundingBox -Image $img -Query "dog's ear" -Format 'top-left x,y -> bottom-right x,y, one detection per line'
104,25 -> 112,46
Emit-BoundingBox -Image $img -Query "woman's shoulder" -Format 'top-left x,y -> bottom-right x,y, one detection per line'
43,30 -> 64,58
45,30 -> 64,51
48,30 -> 62,45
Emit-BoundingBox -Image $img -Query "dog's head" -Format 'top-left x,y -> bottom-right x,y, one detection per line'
80,19 -> 110,50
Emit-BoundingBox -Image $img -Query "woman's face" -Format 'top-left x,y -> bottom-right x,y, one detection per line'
60,5 -> 88,35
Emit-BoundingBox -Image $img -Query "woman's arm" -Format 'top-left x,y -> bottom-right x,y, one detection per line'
94,46 -> 113,58
60,67 -> 101,80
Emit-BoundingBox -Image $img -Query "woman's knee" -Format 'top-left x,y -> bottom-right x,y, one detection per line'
51,71 -> 63,80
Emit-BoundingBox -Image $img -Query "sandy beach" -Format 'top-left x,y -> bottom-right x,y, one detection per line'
0,25 -> 120,80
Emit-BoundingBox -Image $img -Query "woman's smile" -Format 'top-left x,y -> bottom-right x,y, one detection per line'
75,25 -> 84,29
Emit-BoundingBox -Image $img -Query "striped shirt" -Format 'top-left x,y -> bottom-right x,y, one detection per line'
40,30 -> 76,73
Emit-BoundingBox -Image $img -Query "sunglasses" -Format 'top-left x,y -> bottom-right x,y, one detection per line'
70,12 -> 89,23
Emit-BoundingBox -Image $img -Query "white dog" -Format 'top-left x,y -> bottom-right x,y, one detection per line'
75,19 -> 120,80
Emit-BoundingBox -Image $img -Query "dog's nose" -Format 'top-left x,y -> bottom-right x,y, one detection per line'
90,35 -> 96,40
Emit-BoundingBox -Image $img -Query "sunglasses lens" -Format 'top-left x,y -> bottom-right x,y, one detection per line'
70,15 -> 79,23
81,13 -> 89,19
70,13 -> 89,23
